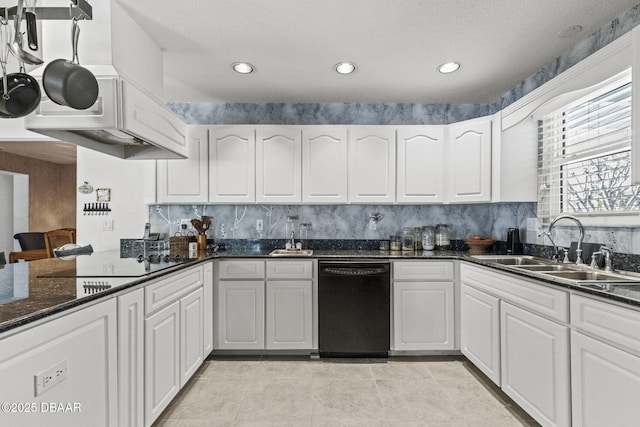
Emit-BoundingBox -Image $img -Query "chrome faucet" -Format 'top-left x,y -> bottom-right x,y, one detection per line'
600,246 -> 614,271
290,231 -> 296,249
540,214 -> 584,265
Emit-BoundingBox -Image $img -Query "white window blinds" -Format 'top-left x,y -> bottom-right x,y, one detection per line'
537,71 -> 639,223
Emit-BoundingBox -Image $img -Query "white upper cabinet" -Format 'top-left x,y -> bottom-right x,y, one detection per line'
209,127 -> 256,203
156,126 -> 209,203
397,127 -> 445,203
447,117 -> 492,203
302,128 -> 348,203
348,127 -> 396,203
256,128 -> 302,204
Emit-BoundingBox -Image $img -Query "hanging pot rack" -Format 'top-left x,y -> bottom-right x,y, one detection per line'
0,0 -> 92,21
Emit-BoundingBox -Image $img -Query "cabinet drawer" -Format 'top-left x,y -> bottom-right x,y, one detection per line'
218,260 -> 265,279
571,294 -> 640,356
461,263 -> 568,322
393,261 -> 454,281
145,266 -> 203,315
266,260 -> 314,279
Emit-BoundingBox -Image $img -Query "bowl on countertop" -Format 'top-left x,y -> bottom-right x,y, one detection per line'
463,237 -> 495,255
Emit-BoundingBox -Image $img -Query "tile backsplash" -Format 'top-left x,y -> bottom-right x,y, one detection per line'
148,203 -> 638,255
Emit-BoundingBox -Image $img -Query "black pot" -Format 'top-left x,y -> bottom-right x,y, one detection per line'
0,71 -> 41,118
41,18 -> 98,110
42,58 -> 98,110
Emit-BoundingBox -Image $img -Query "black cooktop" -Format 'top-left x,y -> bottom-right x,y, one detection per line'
37,250 -> 190,278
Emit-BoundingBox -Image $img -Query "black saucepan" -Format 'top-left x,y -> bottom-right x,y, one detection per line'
0,18 -> 41,118
42,18 -> 98,110
0,69 -> 41,118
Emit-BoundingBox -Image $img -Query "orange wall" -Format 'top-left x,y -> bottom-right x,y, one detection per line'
0,152 -> 76,232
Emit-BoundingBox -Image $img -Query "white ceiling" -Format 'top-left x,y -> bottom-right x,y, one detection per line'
1,0 -> 639,165
119,0 -> 640,104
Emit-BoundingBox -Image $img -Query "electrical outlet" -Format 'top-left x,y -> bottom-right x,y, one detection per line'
180,219 -> 190,226
34,360 -> 67,396
101,219 -> 113,231
256,219 -> 263,232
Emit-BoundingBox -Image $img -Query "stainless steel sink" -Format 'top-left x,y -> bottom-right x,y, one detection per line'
268,249 -> 314,257
513,264 -> 576,272
543,271 -> 629,281
472,255 -> 548,266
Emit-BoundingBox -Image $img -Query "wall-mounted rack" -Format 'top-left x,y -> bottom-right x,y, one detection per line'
0,0 -> 92,21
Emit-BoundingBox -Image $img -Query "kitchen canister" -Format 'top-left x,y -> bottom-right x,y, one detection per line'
401,227 -> 414,251
390,235 -> 401,251
422,226 -> 435,250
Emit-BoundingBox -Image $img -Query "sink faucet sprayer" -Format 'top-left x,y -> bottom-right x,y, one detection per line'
539,214 -> 584,265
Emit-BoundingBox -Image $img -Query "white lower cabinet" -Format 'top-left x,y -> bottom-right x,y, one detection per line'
214,259 -> 317,351
460,262 -> 570,427
392,261 -> 455,351
145,300 -> 180,425
460,283 -> 501,384
118,288 -> 145,427
143,265 -> 205,426
266,280 -> 313,349
0,300 -> 118,427
570,294 -> 640,426
216,280 -> 265,350
501,301 -> 570,427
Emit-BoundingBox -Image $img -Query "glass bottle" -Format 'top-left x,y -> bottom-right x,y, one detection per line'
285,215 -> 299,248
413,226 -> 423,251
299,223 -> 311,249
390,235 -> 402,251
422,226 -> 435,250
435,224 -> 451,250
401,227 -> 414,251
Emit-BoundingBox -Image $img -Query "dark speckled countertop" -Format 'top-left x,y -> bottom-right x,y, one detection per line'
2,248 -> 640,335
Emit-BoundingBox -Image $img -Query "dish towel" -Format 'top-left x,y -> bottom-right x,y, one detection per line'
54,244 -> 94,258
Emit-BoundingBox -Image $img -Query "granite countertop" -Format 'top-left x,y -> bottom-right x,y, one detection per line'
2,248 -> 639,335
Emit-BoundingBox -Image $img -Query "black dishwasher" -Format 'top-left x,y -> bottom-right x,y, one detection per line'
318,260 -> 390,358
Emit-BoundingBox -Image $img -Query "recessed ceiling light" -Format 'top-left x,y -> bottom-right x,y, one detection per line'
232,62 -> 255,74
335,62 -> 357,74
557,25 -> 583,39
438,62 -> 461,74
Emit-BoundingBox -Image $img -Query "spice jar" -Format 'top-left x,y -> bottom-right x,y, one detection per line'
401,227 -> 414,251
390,235 -> 402,251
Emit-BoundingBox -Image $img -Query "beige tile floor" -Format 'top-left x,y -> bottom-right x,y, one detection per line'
154,357 -> 541,427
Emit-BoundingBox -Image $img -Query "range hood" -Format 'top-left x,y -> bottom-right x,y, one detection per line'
24,71 -> 188,160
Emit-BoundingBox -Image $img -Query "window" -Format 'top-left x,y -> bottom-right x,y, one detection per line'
537,71 -> 639,224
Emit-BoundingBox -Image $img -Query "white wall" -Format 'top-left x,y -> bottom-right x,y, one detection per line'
0,173 -> 13,257
76,147 -> 151,251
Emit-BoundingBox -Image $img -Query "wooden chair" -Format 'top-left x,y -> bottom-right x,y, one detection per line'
44,229 -> 76,258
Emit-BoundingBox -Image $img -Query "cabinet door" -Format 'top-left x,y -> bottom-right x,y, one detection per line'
209,127 -> 256,203
215,281 -> 265,350
348,127 -> 396,203
447,117 -> 492,203
203,262 -> 214,357
393,281 -> 454,350
118,289 -> 144,427
460,283 -> 501,385
121,80 -> 188,159
180,288 -> 204,387
156,126 -> 209,203
501,301 -> 570,427
266,280 -> 314,350
256,128 -> 302,203
396,127 -> 445,203
571,331 -> 640,427
302,127 -> 348,203
145,301 -> 180,426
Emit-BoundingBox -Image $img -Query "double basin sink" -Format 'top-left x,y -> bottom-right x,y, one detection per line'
473,255 -> 640,292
